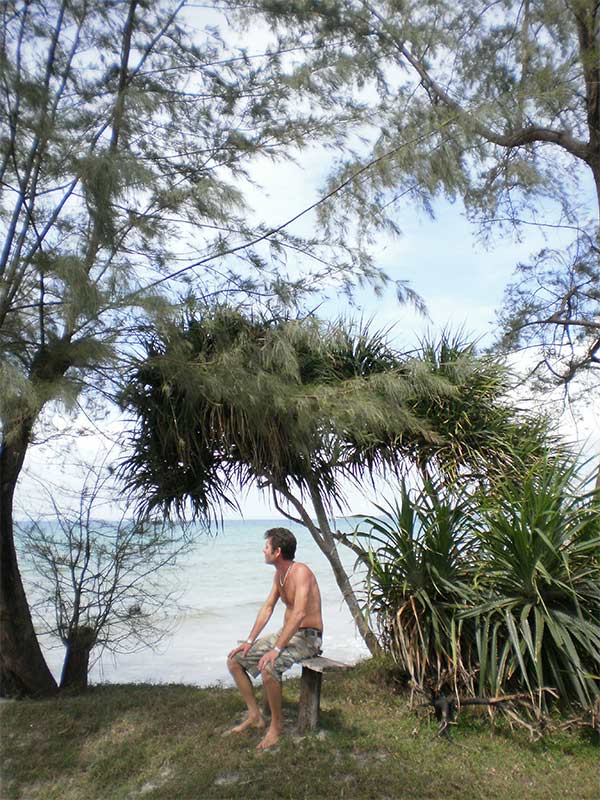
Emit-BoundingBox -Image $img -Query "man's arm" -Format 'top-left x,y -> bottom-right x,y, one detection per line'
227,578 -> 280,659
257,567 -> 311,671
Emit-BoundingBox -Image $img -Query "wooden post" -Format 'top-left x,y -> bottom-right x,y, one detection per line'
297,665 -> 322,733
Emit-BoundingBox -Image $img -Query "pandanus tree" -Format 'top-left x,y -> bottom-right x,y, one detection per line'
468,455 -> 600,709
355,482 -> 481,696
119,305 -> 552,653
353,453 -> 600,709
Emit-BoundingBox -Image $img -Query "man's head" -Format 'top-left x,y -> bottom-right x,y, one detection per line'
264,527 -> 297,561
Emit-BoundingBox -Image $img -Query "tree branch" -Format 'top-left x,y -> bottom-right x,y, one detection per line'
362,0 -> 590,162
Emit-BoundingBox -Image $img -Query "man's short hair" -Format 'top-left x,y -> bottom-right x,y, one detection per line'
265,527 -> 297,560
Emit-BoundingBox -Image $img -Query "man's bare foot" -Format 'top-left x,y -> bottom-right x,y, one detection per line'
222,715 -> 265,736
256,728 -> 281,750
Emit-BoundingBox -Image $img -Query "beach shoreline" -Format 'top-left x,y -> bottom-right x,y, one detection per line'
31,518 -> 370,687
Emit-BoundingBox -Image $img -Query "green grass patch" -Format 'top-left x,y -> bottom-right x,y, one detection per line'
1,662 -> 598,800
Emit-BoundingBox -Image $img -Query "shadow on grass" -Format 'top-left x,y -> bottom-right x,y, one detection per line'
1,683 -> 239,799
449,705 -> 599,757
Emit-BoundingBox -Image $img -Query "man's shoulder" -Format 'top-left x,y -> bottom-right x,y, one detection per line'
294,562 -> 316,580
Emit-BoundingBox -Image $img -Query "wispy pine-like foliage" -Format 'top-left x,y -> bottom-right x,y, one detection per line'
1,0 -> 397,438
224,0 -> 600,388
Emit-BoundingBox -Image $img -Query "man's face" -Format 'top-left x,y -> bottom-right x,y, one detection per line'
263,538 -> 280,565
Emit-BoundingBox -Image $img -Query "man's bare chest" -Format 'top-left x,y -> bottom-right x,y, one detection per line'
279,584 -> 295,607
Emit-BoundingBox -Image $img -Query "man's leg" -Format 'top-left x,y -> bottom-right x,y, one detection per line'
224,657 -> 265,735
257,668 -> 283,750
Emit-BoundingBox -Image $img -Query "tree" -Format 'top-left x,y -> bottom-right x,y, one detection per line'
226,0 -> 600,387
119,305 -> 553,655
498,237 -> 600,391
0,0 -> 393,697
353,456 -> 600,711
352,481 -> 481,697
19,466 -> 191,691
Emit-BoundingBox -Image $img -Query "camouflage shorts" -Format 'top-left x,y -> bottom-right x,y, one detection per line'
233,628 -> 323,680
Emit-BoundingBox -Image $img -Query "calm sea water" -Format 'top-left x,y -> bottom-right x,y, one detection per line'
27,518 -> 371,687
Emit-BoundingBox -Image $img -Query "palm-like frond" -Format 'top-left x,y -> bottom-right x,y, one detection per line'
467,457 -> 600,708
405,332 -> 558,483
119,308 -> 554,522
120,309 -> 431,516
354,481 -> 479,694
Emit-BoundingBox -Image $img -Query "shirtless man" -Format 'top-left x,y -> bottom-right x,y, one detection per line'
226,527 -> 323,750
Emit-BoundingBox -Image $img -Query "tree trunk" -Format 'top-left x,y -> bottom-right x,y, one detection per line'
317,521 -> 381,655
0,417 -> 58,697
308,487 -> 381,656
590,154 -> 600,230
275,480 -> 381,656
60,627 -> 96,691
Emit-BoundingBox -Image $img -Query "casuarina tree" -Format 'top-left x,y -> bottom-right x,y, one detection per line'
224,0 -> 600,388
0,0 -> 394,697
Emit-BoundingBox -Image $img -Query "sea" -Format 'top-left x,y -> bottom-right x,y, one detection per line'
24,518 -> 371,687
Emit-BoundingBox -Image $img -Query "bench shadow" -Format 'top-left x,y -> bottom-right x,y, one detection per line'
282,698 -> 361,738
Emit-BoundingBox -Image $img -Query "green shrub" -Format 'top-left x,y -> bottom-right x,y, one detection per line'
356,459 -> 600,710
467,457 -> 600,709
355,480 -> 479,695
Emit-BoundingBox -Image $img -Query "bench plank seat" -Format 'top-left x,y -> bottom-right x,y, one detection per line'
299,656 -> 352,674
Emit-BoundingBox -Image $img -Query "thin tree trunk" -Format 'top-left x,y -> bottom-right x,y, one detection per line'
0,342 -> 74,697
274,481 -> 381,656
0,0 -> 138,696
307,484 -> 381,655
0,417 -> 57,697
60,627 -> 96,691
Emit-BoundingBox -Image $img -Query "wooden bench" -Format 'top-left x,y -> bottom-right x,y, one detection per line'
296,656 -> 352,733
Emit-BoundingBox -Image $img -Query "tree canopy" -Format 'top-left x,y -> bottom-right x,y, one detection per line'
224,0 -> 600,387
120,307 -> 552,518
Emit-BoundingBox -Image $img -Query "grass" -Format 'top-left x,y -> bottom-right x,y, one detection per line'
1,660 -> 598,800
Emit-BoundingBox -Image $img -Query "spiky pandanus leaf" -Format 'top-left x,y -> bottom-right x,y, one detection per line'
119,308 -> 448,517
120,309 -> 550,521
466,456 -> 600,709
354,481 -> 479,694
405,333 -> 558,484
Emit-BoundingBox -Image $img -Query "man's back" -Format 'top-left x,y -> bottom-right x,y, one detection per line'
279,562 -> 323,632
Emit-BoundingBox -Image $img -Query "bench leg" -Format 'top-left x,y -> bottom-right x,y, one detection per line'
297,667 -> 322,734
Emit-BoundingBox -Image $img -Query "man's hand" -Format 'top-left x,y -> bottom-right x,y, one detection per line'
258,649 -> 279,672
228,641 -> 252,659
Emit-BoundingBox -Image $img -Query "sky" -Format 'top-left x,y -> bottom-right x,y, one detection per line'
15,4 -> 600,522
18,181 -> 599,522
